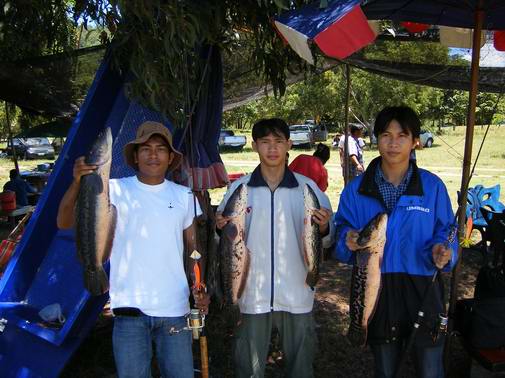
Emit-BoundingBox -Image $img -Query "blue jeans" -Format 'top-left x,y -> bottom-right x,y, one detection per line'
371,342 -> 444,378
113,315 -> 194,378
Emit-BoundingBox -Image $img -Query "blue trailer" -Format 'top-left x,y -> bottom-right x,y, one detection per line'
0,48 -> 225,376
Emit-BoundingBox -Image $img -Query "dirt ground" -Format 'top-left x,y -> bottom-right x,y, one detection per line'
58,245 -> 505,378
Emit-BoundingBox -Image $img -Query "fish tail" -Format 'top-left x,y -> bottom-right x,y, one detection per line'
305,271 -> 318,288
347,323 -> 367,347
84,266 -> 109,296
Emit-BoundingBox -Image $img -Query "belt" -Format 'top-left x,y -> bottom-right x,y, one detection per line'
112,307 -> 145,317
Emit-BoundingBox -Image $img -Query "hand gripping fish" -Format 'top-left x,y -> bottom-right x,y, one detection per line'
75,128 -> 117,296
220,184 -> 250,305
347,213 -> 388,347
302,184 -> 323,288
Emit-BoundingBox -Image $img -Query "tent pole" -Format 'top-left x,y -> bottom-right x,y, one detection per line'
4,101 -> 19,173
343,64 -> 351,186
445,2 -> 485,371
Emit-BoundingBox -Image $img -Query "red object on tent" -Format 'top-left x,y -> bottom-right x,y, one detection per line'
401,21 -> 430,33
314,5 -> 376,60
494,30 -> 505,51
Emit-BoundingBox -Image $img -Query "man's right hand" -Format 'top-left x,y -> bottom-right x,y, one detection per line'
215,212 -> 230,230
345,229 -> 361,251
73,156 -> 97,184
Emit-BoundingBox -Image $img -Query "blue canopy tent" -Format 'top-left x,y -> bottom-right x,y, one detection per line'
275,0 -> 505,371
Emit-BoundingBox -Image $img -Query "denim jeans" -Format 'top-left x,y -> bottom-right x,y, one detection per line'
113,314 -> 193,378
371,341 -> 444,378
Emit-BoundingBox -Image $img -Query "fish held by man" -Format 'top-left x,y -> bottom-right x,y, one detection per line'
347,212 -> 388,347
220,183 -> 249,305
302,184 -> 323,288
75,127 -> 117,296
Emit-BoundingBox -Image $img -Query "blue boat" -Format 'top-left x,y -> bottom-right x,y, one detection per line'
0,43 -> 226,376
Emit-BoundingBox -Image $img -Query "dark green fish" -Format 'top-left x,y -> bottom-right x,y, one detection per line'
75,128 -> 117,296
220,184 -> 249,305
302,184 -> 323,288
348,212 -> 388,347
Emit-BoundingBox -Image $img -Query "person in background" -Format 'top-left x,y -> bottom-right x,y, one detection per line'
289,143 -> 330,192
339,124 -> 365,180
3,169 -> 37,207
333,106 -> 458,378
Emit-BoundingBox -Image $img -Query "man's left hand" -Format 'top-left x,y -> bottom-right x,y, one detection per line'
432,243 -> 452,269
192,289 -> 210,315
312,208 -> 332,236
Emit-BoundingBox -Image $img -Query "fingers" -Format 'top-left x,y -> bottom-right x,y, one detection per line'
346,230 -> 360,251
312,208 -> 331,225
193,290 -> 210,315
215,212 -> 230,230
432,243 -> 452,269
73,156 -> 97,183
312,208 -> 331,235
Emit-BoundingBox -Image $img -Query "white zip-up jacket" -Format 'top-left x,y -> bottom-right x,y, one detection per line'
218,166 -> 334,314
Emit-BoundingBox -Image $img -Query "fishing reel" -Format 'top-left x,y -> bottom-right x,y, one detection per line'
431,313 -> 448,343
169,309 -> 206,340
188,308 -> 206,340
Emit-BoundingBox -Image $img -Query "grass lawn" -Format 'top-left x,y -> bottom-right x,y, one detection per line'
0,125 -> 502,214
213,125 -> 505,212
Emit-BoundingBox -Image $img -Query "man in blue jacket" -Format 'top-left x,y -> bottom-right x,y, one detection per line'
333,106 -> 458,378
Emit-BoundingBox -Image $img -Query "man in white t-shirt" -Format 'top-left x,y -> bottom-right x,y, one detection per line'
57,121 -> 209,378
338,124 -> 365,180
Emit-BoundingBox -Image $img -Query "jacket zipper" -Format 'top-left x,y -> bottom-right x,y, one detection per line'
270,190 -> 275,311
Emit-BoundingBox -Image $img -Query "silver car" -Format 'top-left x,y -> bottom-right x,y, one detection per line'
420,130 -> 434,148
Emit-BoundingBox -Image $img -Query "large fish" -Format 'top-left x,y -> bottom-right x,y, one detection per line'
75,128 -> 117,296
302,184 -> 323,288
220,184 -> 249,305
348,212 -> 388,347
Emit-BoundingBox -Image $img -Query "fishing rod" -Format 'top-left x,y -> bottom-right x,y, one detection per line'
394,225 -> 457,378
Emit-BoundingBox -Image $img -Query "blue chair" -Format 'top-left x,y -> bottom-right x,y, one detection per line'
461,185 -> 505,251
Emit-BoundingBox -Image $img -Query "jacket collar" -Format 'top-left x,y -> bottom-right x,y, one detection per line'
358,157 -> 423,198
248,165 -> 299,188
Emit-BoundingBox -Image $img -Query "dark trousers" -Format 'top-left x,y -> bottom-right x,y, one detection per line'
233,311 -> 317,378
371,341 -> 444,378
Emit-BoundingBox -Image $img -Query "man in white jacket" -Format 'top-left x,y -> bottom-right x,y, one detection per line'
217,118 -> 333,378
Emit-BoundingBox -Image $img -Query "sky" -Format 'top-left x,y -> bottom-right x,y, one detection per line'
451,43 -> 505,67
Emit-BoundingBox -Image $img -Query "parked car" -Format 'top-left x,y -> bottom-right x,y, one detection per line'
7,137 -> 55,159
420,130 -> 434,147
370,129 -> 434,148
218,130 -> 247,151
310,124 -> 329,142
289,125 -> 314,148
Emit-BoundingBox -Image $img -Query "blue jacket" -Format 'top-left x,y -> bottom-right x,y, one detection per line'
333,157 -> 458,346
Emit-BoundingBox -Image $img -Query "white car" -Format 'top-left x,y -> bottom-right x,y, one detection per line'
420,130 -> 434,148
289,125 -> 314,148
370,129 -> 434,148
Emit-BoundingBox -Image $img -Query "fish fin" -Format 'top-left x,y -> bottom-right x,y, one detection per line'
305,271 -> 319,288
101,204 -> 117,263
84,265 -> 109,296
235,248 -> 251,303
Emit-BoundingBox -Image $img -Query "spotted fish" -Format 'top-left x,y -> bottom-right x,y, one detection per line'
348,212 -> 388,347
75,128 -> 117,296
220,184 -> 249,304
302,184 -> 323,288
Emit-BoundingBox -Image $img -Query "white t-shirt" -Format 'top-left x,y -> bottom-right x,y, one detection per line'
108,176 -> 201,317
